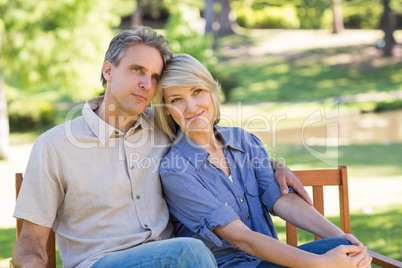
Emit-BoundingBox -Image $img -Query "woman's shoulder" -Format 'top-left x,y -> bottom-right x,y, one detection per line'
217,126 -> 260,145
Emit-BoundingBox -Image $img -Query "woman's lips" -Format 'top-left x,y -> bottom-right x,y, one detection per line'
186,110 -> 205,121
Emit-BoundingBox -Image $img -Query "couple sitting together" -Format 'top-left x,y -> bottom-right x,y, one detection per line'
13,25 -> 372,268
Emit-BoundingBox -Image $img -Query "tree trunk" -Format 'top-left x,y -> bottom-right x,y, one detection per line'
204,0 -> 215,33
218,0 -> 235,36
332,0 -> 344,34
381,0 -> 395,57
131,0 -> 142,26
0,34 -> 10,160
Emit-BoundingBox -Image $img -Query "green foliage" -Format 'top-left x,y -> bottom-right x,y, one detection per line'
233,3 -> 300,29
164,0 -> 238,101
0,0 -> 120,102
342,0 -> 383,29
295,0 -> 332,29
164,0 -> 215,66
8,99 -> 56,131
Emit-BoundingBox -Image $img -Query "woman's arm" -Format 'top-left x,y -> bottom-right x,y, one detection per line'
12,220 -> 51,268
213,219 -> 367,268
273,192 -> 354,241
272,193 -> 372,267
270,159 -> 313,206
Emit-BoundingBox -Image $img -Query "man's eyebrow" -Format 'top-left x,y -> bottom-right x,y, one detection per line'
129,64 -> 160,78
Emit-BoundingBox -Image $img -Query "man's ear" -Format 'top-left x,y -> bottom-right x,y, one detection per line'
102,61 -> 113,82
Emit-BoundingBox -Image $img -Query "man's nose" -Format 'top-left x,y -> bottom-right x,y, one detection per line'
139,73 -> 152,90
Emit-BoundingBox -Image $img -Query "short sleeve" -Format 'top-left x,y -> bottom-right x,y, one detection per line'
13,134 -> 64,228
160,157 -> 240,247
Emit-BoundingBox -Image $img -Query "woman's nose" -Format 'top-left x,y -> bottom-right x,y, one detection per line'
185,98 -> 197,113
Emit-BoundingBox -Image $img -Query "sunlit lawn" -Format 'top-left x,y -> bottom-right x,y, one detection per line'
217,30 -> 402,104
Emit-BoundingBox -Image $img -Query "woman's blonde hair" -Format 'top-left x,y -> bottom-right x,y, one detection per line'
153,54 -> 222,141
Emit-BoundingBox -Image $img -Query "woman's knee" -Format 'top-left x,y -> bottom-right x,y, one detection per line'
297,237 -> 352,255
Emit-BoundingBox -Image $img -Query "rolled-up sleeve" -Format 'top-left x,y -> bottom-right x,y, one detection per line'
160,163 -> 240,247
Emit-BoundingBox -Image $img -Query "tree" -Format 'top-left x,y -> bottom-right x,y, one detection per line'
0,0 -> 120,102
131,0 -> 143,26
381,0 -> 396,56
0,34 -> 9,160
204,0 -> 215,33
332,0 -> 344,33
218,0 -> 236,36
0,0 -> 120,158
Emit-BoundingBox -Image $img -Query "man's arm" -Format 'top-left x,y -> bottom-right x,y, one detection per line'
12,220 -> 51,268
270,160 -> 313,206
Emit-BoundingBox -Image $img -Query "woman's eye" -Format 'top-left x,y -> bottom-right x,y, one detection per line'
194,89 -> 203,95
171,98 -> 181,103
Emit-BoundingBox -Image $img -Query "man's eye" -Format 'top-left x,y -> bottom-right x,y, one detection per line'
152,76 -> 160,82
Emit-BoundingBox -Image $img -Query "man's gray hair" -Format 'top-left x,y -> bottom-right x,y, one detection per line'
101,25 -> 172,88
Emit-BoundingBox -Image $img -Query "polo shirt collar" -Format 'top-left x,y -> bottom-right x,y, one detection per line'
82,96 -> 152,144
173,126 -> 244,170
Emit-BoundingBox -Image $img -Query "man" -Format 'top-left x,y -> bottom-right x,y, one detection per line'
12,25 -> 310,268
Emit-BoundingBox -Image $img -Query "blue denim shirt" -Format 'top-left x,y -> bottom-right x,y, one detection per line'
160,126 -> 292,268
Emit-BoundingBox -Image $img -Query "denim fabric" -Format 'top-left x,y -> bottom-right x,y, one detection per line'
256,238 -> 352,268
92,237 -> 217,268
160,126 -> 294,268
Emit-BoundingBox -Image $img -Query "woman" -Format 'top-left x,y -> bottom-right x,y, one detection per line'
153,54 -> 372,268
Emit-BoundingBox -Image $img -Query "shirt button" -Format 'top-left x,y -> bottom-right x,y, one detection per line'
115,131 -> 119,135
240,198 -> 244,202
246,216 -> 250,221
224,202 -> 228,206
144,224 -> 148,228
136,195 -> 141,200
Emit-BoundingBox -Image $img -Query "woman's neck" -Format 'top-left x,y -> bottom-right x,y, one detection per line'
185,128 -> 223,153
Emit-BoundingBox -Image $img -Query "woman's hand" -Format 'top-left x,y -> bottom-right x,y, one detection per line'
271,160 -> 313,206
320,245 -> 372,268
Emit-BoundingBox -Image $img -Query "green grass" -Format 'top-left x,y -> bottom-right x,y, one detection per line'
217,30 -> 402,104
264,143 -> 402,178
273,204 -> 402,263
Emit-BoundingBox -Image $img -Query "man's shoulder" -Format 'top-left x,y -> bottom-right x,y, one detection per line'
36,116 -> 87,144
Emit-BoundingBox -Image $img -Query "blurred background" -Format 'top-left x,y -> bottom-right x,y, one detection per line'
0,0 -> 401,266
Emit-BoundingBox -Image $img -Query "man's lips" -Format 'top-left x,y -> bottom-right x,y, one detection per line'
186,110 -> 205,121
131,93 -> 147,102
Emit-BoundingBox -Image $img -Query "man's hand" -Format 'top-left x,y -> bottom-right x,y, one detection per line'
271,160 -> 313,206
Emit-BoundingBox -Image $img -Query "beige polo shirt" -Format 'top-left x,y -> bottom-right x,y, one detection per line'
14,96 -> 173,268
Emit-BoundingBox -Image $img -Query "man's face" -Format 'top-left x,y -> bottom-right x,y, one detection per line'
103,43 -> 164,119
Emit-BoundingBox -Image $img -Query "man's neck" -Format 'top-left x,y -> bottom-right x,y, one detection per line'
96,101 -> 139,133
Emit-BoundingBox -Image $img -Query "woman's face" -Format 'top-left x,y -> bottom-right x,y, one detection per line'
163,86 -> 215,134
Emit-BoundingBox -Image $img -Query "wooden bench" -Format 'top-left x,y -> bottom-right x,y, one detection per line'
13,167 -> 402,267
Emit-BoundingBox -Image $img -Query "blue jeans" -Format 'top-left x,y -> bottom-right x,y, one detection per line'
256,238 -> 352,268
92,237 -> 217,268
